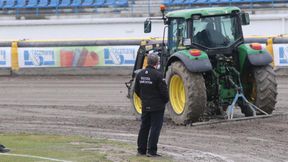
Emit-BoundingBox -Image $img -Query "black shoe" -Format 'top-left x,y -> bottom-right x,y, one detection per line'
147,153 -> 161,157
136,152 -> 146,156
0,145 -> 10,153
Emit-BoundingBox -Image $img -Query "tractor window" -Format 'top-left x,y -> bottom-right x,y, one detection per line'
192,15 -> 241,48
168,18 -> 187,53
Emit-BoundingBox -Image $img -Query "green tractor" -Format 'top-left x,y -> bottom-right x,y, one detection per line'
126,6 -> 277,125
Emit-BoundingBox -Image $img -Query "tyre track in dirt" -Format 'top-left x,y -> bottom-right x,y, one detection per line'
0,75 -> 287,162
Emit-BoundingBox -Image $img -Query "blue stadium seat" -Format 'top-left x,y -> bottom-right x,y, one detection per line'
217,0 -> 231,3
106,0 -> 115,6
163,0 -> 173,5
82,0 -> 93,6
26,0 -> 38,8
209,0 -> 220,3
95,0 -> 105,6
229,0 -> 241,2
183,0 -> 196,4
71,0 -> 82,7
38,0 -> 49,7
253,0 -> 272,2
15,0 -> 26,8
172,0 -> 184,4
0,0 -> 4,7
48,0 -> 60,7
3,0 -> 16,8
115,0 -> 128,6
194,0 -> 208,4
59,0 -> 71,7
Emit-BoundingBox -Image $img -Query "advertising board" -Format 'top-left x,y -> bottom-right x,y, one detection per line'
0,47 -> 11,67
18,46 -> 138,68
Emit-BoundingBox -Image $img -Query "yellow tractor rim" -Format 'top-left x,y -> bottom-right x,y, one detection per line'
169,74 -> 186,114
133,92 -> 142,114
251,80 -> 257,102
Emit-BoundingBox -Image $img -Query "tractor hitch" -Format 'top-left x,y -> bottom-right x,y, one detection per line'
226,69 -> 269,119
125,79 -> 133,99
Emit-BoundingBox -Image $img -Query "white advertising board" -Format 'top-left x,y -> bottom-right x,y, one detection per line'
18,48 -> 57,68
0,47 -> 11,67
273,44 -> 288,67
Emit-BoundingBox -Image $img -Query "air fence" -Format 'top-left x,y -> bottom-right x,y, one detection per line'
0,37 -> 287,76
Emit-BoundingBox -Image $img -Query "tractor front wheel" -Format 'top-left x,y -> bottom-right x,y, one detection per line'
166,61 -> 207,125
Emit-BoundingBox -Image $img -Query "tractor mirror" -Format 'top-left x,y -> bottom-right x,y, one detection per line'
241,13 -> 250,25
144,20 -> 152,33
183,38 -> 191,46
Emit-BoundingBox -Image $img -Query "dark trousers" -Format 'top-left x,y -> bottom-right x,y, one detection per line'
137,109 -> 164,154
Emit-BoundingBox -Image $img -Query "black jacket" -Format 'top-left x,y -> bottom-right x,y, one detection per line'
135,65 -> 169,112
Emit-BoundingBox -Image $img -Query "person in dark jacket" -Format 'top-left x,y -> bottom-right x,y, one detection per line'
135,53 -> 169,157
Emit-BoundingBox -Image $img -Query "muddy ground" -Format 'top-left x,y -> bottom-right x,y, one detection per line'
0,75 -> 287,162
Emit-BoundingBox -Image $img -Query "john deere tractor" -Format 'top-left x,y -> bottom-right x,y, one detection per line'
126,6 -> 277,125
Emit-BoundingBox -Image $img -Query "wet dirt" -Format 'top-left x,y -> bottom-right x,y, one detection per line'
0,75 -> 287,162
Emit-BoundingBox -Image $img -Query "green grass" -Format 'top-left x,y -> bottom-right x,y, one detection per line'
0,133 -> 173,162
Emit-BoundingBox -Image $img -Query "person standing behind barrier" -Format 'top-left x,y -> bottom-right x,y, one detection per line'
135,53 -> 169,157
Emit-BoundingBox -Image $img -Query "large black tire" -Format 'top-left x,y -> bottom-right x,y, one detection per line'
129,80 -> 142,120
165,61 -> 207,125
242,65 -> 277,116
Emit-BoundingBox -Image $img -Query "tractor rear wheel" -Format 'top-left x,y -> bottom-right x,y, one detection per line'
130,80 -> 142,120
242,65 -> 277,116
166,61 -> 207,125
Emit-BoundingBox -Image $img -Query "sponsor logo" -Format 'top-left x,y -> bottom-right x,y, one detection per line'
279,46 -> 288,64
104,48 -> 135,65
24,50 -> 55,66
0,50 -> 7,65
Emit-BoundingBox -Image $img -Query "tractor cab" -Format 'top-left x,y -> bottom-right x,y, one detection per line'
164,7 -> 250,56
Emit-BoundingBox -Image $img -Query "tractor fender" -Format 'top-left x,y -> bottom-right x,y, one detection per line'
247,52 -> 272,66
166,52 -> 212,73
238,44 -> 272,67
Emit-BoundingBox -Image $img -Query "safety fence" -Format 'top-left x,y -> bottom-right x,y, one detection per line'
0,37 -> 287,75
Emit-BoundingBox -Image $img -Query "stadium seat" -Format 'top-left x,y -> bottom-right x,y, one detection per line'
48,0 -> 60,7
194,0 -> 208,4
3,0 -> 16,8
183,0 -> 197,4
172,0 -> 184,4
38,0 -> 49,7
115,0 -> 128,6
216,0 -> 231,3
0,0 -> 4,7
81,0 -> 94,7
209,0 -> 220,3
0,0 -> 4,8
71,0 -> 82,7
26,0 -> 38,8
163,0 -> 173,5
95,0 -> 105,6
106,0 -> 115,6
253,0 -> 272,2
15,0 -> 26,8
230,0 -> 245,3
59,0 -> 71,7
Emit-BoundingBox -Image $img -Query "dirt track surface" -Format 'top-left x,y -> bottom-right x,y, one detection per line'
0,75 -> 287,162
